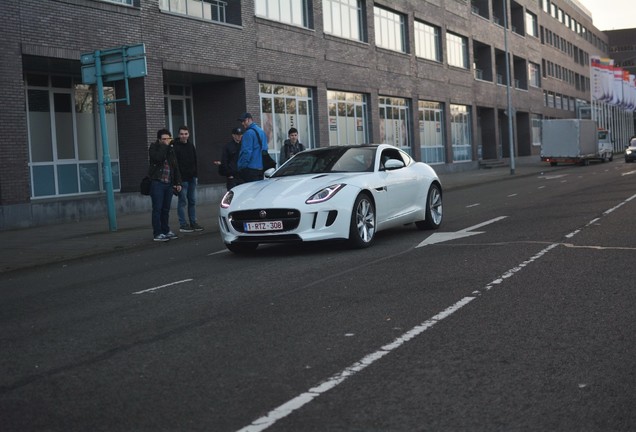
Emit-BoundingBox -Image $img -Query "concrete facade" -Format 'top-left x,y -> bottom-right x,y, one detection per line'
0,0 -> 610,229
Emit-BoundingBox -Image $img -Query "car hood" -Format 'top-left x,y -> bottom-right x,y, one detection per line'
229,173 -> 364,208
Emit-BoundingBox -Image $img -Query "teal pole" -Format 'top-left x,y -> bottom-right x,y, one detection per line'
94,51 -> 118,231
503,0 -> 515,175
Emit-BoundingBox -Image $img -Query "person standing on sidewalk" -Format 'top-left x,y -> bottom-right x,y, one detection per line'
237,112 -> 267,183
214,127 -> 243,191
279,127 -> 305,165
173,125 -> 204,233
148,129 -> 182,242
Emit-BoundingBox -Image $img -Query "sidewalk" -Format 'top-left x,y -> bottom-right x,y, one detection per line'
0,156 -> 549,274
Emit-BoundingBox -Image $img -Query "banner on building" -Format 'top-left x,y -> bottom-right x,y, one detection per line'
591,56 -> 636,111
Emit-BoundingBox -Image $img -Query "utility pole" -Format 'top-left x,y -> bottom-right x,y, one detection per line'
503,0 -> 516,175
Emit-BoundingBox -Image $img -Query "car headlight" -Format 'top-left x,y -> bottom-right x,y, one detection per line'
221,190 -> 234,208
306,184 -> 345,204
627,149 -> 633,155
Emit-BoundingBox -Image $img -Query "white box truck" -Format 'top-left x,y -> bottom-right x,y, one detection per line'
540,119 -> 613,166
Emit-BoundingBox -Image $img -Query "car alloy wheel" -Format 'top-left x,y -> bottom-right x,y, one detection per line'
349,193 -> 375,248
416,183 -> 443,230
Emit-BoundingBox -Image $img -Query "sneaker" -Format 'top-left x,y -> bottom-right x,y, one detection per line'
191,222 -> 204,232
153,234 -> 170,242
180,224 -> 194,233
165,231 -> 178,239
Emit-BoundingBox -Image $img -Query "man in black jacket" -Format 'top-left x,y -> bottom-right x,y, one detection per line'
173,125 -> 204,233
148,129 -> 182,241
214,127 -> 243,190
280,127 -> 305,165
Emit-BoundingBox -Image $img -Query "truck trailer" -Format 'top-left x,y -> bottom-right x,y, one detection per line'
540,119 -> 613,166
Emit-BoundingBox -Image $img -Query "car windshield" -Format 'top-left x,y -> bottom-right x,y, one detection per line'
272,147 -> 377,177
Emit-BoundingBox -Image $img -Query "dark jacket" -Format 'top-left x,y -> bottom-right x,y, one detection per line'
221,138 -> 241,178
173,139 -> 198,181
280,139 -> 305,164
148,140 -> 182,185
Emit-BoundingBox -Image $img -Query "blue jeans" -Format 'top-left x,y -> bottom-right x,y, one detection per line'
178,178 -> 197,226
150,180 -> 174,237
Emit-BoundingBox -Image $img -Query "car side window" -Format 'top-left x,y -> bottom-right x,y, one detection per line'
380,149 -> 403,170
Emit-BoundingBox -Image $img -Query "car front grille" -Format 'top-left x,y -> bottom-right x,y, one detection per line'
230,208 -> 301,233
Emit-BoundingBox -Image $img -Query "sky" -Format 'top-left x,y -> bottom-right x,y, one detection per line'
576,0 -> 636,30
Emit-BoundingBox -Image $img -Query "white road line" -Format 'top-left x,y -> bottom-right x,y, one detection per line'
561,243 -> 636,251
236,297 -> 476,432
508,193 -> 518,197
132,279 -> 193,295
466,203 -> 480,208
459,216 -> 507,232
208,249 -> 229,256
235,193 -> 636,432
238,237 -> 560,432
622,170 -> 636,176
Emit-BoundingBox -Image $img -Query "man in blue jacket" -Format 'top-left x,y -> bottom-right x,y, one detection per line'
237,112 -> 268,183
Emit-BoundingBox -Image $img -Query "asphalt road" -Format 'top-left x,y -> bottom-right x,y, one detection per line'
2,161 -> 636,431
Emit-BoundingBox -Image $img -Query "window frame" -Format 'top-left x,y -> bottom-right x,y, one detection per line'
323,0 -> 364,42
414,20 -> 441,62
255,0 -> 309,28
373,5 -> 407,53
446,32 -> 469,69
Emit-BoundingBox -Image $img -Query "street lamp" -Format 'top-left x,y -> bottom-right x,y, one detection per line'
503,0 -> 516,175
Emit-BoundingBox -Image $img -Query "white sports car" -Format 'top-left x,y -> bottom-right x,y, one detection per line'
219,144 -> 443,254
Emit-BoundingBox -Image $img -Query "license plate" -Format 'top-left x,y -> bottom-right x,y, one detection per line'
244,220 -> 283,232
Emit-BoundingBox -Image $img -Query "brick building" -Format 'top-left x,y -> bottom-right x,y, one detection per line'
0,0 -> 612,229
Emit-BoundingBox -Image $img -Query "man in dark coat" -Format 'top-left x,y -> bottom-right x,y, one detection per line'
173,125 -> 203,233
215,127 -> 243,190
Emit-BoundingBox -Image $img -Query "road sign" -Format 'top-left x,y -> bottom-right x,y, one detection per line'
81,44 -> 147,84
79,43 -> 147,232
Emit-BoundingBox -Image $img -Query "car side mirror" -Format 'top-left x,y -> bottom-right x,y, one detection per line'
384,159 -> 405,170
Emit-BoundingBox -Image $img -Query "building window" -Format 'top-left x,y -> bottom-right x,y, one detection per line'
159,0 -> 227,22
547,91 -> 555,108
446,32 -> 468,69
255,0 -> 308,28
379,96 -> 410,152
531,114 -> 542,146
525,11 -> 538,37
450,104 -> 472,162
373,6 -> 406,53
418,101 -> 445,164
327,91 -> 368,146
260,84 -> 314,164
26,74 -> 119,198
414,21 -> 441,62
164,85 -> 195,141
323,0 -> 364,41
529,62 -> 541,87
103,0 -> 133,4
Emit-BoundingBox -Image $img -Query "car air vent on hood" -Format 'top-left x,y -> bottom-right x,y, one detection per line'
311,174 -> 329,179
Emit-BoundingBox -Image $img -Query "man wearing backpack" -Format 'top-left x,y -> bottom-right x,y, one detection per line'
237,112 -> 268,183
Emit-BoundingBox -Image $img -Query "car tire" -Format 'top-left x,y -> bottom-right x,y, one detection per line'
348,193 -> 375,249
416,183 -> 443,230
226,242 -> 259,254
